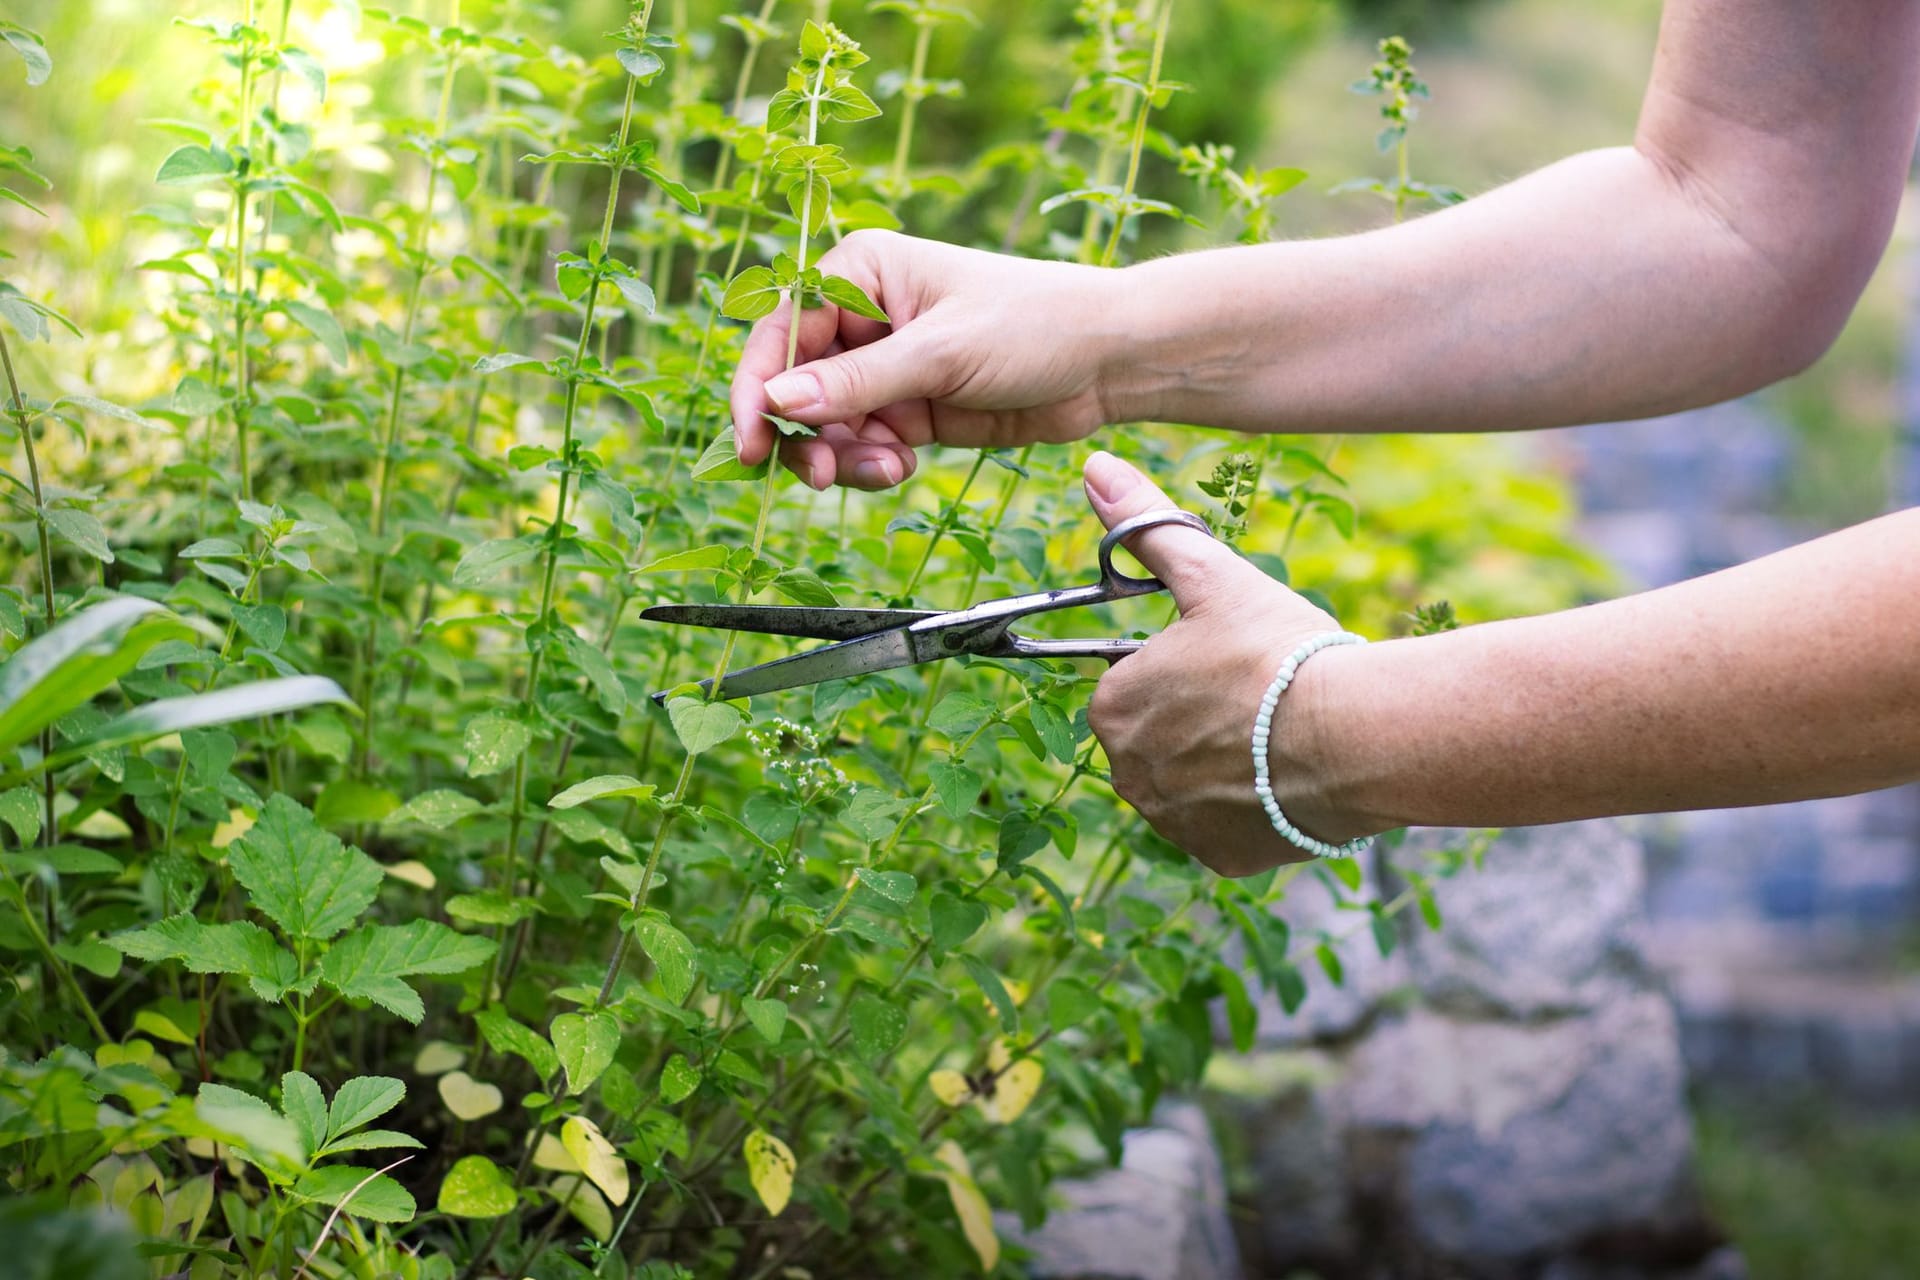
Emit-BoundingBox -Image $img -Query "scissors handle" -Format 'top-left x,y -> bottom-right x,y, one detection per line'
1095,509 -> 1215,600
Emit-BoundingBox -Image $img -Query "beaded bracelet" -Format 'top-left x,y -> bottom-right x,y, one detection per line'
1251,630 -> 1371,860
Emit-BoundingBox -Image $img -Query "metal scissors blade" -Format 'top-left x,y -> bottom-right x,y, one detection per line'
642,508 -> 1213,703
639,603 -> 940,642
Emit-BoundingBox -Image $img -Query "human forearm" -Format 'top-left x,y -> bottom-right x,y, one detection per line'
1283,510 -> 1920,835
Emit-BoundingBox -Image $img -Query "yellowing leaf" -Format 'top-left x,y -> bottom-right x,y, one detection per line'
386,859 -> 436,889
934,1140 -> 999,1272
744,1129 -> 795,1217
438,1155 -> 516,1218
412,1041 -> 465,1076
929,1068 -> 972,1107
561,1116 -> 629,1207
436,1071 -> 503,1121
532,1131 -> 578,1173
980,1058 -> 1043,1125
210,807 -> 254,849
550,1176 -> 613,1241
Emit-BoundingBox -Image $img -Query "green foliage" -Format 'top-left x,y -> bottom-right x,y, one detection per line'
0,4 -> 1604,1278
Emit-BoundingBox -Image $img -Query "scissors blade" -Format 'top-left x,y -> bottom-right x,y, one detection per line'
655,626 -> 930,702
639,603 -> 941,642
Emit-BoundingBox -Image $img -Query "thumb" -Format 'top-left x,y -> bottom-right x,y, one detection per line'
763,326 -> 944,427
1083,450 -> 1253,615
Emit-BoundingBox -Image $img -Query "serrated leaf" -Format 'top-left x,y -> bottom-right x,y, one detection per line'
438,1155 -> 517,1218
280,1071 -> 328,1159
194,1083 -> 304,1174
228,794 -> 382,941
551,1010 -> 619,1094
292,1166 -> 416,1224
315,921 -> 496,1024
665,696 -> 742,755
110,914 -> 301,1001
744,1130 -> 795,1217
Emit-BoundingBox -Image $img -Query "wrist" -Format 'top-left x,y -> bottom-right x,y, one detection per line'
1086,258 -> 1184,425
1265,639 -> 1397,843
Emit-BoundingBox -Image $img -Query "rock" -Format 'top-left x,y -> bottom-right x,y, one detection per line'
1399,820 -> 1653,1020
1340,994 -> 1701,1269
999,1101 -> 1242,1280
1204,1050 -> 1354,1269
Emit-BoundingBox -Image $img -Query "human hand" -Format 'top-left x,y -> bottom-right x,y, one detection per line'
1082,451 -> 1377,877
729,230 -> 1127,490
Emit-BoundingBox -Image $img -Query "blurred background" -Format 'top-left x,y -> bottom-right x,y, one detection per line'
7,0 -> 1919,1275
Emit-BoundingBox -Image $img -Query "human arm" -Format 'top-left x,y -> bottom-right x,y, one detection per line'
1080,451 -> 1920,876
732,0 -> 1920,487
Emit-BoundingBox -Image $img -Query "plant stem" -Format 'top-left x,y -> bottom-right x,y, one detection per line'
0,330 -> 57,849
0,861 -> 110,1043
1097,0 -> 1172,269
897,449 -> 985,599
887,18 -> 933,197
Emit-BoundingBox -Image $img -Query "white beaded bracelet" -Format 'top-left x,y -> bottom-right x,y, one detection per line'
1251,630 -> 1371,860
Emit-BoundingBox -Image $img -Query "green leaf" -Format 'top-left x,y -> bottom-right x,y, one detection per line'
927,762 -> 979,821
996,811 -> 1049,870
769,567 -> 839,608
741,996 -> 787,1045
665,697 -> 742,755
611,274 -> 656,315
229,602 -> 285,653
1028,699 -> 1075,764
551,1010 -> 619,1094
292,1166 -> 417,1224
438,1155 -> 518,1218
473,351 -> 545,374
194,1083 -> 304,1174
633,545 -> 730,575
1214,963 -> 1257,1053
616,46 -> 665,79
444,891 -> 539,926
281,1071 -> 329,1158
928,692 -> 995,738
659,1053 -> 701,1104
282,300 -> 348,365
155,143 -> 233,185
382,789 -> 482,830
853,867 -> 916,904
0,786 -> 40,845
549,775 -> 654,809
229,794 -> 382,941
474,1006 -> 559,1081
314,1128 -> 423,1156
3,26 -> 51,86
848,991 -> 906,1060
43,676 -> 351,771
633,915 -> 695,1002
451,537 -> 541,588
463,713 -> 533,777
959,954 -> 1018,1034
316,921 -> 496,1024
110,914 -> 301,1001
720,266 -> 782,321
819,274 -> 888,322
690,428 -> 769,482
1016,864 -> 1075,935
1046,977 -> 1101,1033
44,508 -> 113,563
928,892 -> 986,953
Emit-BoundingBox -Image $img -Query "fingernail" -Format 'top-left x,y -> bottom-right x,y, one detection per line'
853,459 -> 895,487
1084,450 -> 1141,505
765,371 -> 821,413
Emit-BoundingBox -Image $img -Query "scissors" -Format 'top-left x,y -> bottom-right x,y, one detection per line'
640,509 -> 1214,702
